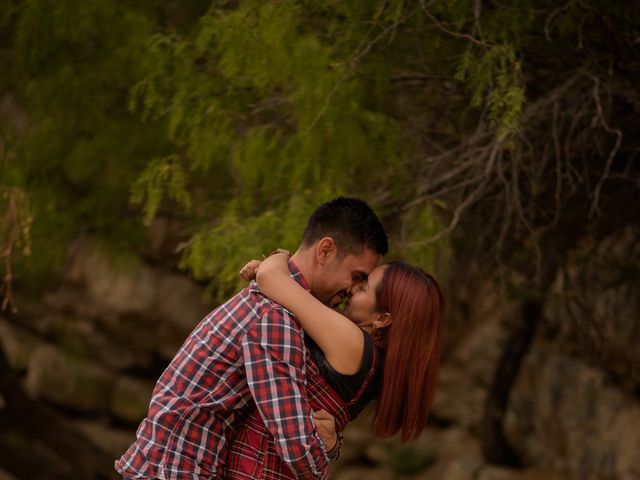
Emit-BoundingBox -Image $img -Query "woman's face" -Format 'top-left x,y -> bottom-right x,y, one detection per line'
342,264 -> 387,332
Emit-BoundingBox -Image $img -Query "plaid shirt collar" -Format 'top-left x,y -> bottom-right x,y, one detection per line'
288,259 -> 311,291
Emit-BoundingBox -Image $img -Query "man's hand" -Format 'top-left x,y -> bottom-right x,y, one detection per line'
239,259 -> 261,281
313,409 -> 337,451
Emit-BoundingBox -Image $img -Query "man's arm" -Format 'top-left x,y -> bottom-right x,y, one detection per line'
241,306 -> 329,479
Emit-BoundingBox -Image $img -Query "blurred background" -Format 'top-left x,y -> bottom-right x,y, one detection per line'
1,1 -> 639,479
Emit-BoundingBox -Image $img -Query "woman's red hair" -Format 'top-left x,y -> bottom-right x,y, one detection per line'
373,261 -> 444,441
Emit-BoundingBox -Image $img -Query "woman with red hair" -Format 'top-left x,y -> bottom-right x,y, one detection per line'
228,253 -> 444,478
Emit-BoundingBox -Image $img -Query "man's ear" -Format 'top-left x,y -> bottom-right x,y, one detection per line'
315,237 -> 337,265
374,312 -> 392,329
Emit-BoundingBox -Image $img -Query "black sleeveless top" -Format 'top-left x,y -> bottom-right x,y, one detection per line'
305,330 -> 383,419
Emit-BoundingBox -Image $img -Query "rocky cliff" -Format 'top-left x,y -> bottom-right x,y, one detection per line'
1,230 -> 638,480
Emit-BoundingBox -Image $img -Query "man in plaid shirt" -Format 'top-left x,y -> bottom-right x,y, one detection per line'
115,197 -> 388,479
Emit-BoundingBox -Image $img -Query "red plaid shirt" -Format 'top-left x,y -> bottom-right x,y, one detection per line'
225,321 -> 380,479
115,262 -> 329,480
225,347 -> 351,479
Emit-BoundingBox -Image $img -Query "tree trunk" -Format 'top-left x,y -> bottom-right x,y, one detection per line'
480,301 -> 542,466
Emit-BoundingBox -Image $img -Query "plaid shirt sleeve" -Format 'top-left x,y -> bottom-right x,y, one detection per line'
241,306 -> 329,479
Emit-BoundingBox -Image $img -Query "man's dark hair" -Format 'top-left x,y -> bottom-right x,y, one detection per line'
300,197 -> 388,256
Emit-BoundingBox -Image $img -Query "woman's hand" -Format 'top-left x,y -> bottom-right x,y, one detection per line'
239,251 -> 289,283
239,260 -> 262,281
254,251 -> 290,286
313,409 -> 337,451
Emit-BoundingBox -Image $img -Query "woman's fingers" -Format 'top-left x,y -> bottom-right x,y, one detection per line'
239,260 -> 261,281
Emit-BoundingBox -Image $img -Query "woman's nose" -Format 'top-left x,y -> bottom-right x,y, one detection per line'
348,281 -> 362,295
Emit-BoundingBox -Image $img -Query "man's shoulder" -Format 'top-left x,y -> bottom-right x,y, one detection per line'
222,281 -> 298,324
260,298 -> 300,325
241,283 -> 301,327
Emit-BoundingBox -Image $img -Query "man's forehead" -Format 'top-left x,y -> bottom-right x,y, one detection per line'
347,248 -> 380,274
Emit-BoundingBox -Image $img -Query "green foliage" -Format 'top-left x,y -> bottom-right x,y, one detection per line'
0,186 -> 33,309
456,45 -> 525,139
127,0 -> 411,297
382,439 -> 437,478
0,190 -> 30,247
2,0 -> 541,298
9,0 -> 632,302
130,155 -> 192,225
398,203 -> 452,277
1,0 -> 170,289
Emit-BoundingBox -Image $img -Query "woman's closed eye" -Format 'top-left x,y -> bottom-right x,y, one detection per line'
352,271 -> 367,283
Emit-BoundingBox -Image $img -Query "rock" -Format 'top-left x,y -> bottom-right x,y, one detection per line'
154,272 -> 210,335
429,427 -> 482,462
417,428 -> 483,480
505,345 -> 640,479
80,324 -> 149,372
0,468 -> 19,480
23,344 -> 115,414
73,419 -> 136,459
153,273 -> 211,362
435,455 -> 483,480
0,92 -> 29,136
154,323 -> 186,362
516,469 -> 567,480
109,375 -> 154,424
66,237 -> 157,316
10,311 -> 146,372
544,227 -> 640,387
431,312 -> 513,429
334,417 -> 374,464
0,361 -> 119,480
47,236 -> 209,365
364,441 -> 391,465
63,237 -> 209,332
476,466 -> 566,480
145,215 -> 186,261
607,405 -> 640,480
477,466 -> 517,480
332,466 -> 393,480
342,425 -> 480,480
0,318 -> 42,371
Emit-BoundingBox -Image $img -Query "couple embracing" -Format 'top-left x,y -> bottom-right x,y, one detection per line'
116,197 -> 444,479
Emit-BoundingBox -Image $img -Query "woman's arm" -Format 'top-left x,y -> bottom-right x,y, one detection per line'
255,253 -> 365,375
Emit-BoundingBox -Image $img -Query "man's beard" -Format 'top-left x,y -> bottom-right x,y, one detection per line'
327,293 -> 344,309
312,289 -> 345,309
